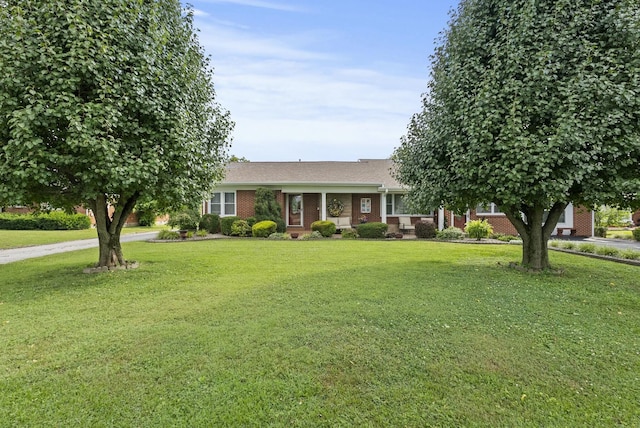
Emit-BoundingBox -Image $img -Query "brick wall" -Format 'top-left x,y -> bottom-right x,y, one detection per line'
470,205 -> 593,237
236,190 -> 256,218
351,193 -> 381,223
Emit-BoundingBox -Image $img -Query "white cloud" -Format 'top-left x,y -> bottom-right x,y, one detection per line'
194,17 -> 426,161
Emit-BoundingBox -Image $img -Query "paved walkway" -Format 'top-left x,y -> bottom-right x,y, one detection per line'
0,231 -> 158,265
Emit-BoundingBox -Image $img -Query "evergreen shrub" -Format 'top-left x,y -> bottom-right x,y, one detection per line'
356,222 -> 388,239
415,220 -> 437,239
220,216 -> 241,235
252,220 -> 277,238
311,220 -> 337,237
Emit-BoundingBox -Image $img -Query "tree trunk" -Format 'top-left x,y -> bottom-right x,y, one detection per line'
88,192 -> 139,268
503,202 -> 567,271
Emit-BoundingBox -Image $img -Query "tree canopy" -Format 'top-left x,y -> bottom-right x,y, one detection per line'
393,0 -> 640,270
0,0 -> 233,267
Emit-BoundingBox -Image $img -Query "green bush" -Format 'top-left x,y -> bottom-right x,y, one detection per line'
301,231 -> 324,240
595,246 -> 619,257
620,249 -> 640,260
220,216 -> 240,236
268,232 -> 290,240
245,216 -> 257,227
415,220 -> 437,239
549,240 -> 560,248
577,243 -> 596,253
311,220 -> 337,237
0,212 -> 91,230
157,230 -> 180,240
199,214 -> 220,234
252,220 -> 277,238
168,211 -> 199,231
560,241 -> 576,250
356,222 -> 388,239
231,219 -> 251,237
254,188 -> 285,233
341,228 -> 358,239
195,229 -> 209,237
436,226 -> 464,240
465,219 -> 493,240
594,226 -> 607,238
633,228 -> 640,241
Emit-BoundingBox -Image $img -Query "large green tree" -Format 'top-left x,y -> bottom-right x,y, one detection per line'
0,0 -> 233,268
394,0 -> 640,270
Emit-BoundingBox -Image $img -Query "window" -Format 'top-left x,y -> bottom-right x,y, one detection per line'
210,192 -> 235,216
386,194 -> 433,216
386,194 -> 407,215
360,198 -> 371,214
476,203 -> 502,215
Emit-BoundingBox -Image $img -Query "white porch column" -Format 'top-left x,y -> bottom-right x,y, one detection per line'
321,192 -> 327,220
380,193 -> 387,224
438,207 -> 445,231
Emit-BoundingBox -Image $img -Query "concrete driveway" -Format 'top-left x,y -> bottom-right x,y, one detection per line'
0,231 -> 158,265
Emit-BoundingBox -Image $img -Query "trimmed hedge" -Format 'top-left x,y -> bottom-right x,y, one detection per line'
252,220 -> 277,238
220,216 -> 241,236
0,212 -> 91,230
311,220 -> 337,237
415,220 -> 437,239
356,222 -> 388,239
199,214 -> 220,234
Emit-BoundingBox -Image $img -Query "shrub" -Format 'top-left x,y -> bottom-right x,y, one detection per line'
254,188 -> 285,233
268,232 -> 290,240
311,220 -> 337,237
415,220 -> 437,239
436,226 -> 464,240
633,228 -> 640,242
594,226 -> 607,238
168,212 -> 198,231
252,220 -> 277,238
577,243 -> 596,253
356,222 -> 388,239
220,216 -> 240,236
595,246 -> 619,257
195,229 -> 208,237
199,214 -> 220,234
301,231 -> 324,240
549,240 -> 560,248
620,249 -> 640,260
465,219 -> 493,240
341,228 -> 358,239
560,241 -> 576,250
157,230 -> 180,240
0,212 -> 91,230
231,220 -> 251,237
245,216 -> 257,227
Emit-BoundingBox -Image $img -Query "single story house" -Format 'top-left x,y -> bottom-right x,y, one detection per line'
203,159 -> 594,237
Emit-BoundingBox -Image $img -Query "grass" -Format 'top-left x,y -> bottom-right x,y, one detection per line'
0,226 -> 165,249
1,240 -> 639,426
606,229 -> 633,240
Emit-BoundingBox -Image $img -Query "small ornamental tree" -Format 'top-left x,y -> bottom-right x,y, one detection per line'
0,0 -> 233,268
394,0 -> 640,270
254,187 -> 285,232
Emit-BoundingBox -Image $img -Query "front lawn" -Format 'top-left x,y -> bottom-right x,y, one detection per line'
0,226 -> 164,249
1,240 -> 638,426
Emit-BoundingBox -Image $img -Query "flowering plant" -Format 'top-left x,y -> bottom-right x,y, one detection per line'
359,215 -> 368,223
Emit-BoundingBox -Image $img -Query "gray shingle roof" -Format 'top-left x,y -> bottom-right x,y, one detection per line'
221,159 -> 404,190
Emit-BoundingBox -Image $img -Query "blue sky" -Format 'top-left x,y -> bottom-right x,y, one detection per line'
186,0 -> 460,161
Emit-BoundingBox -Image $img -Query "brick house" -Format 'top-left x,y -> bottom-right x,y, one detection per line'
204,159 -> 594,237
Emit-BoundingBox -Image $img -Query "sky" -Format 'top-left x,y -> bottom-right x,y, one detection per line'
185,0 -> 460,161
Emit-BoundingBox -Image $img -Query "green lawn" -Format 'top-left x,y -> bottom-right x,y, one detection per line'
606,229 -> 634,240
1,240 -> 638,426
0,226 -> 165,249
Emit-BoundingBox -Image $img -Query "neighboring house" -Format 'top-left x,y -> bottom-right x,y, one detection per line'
204,159 -> 594,237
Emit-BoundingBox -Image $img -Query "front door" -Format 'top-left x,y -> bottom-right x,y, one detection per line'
287,194 -> 303,227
